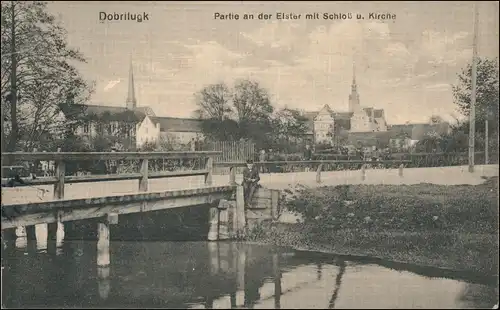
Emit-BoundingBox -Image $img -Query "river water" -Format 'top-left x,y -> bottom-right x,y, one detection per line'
1,225 -> 498,309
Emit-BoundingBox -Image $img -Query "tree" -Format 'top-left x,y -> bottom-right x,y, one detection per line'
329,123 -> 349,148
1,1 -> 94,152
194,79 -> 275,149
194,82 -> 232,120
233,79 -> 273,123
271,108 -> 309,152
452,57 -> 499,133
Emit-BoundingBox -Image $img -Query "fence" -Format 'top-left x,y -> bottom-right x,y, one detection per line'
214,159 -> 412,185
202,140 -> 255,175
1,151 -> 220,192
265,151 -> 497,173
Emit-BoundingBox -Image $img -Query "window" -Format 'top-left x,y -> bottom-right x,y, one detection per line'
83,123 -> 90,134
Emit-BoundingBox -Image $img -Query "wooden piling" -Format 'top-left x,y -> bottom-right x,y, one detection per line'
218,200 -> 230,240
316,163 -> 323,183
205,156 -> 213,185
53,160 -> 65,200
207,206 -> 219,241
229,166 -> 237,185
26,225 -> 37,254
97,266 -> 110,300
52,156 -> 65,255
399,164 -> 404,177
47,222 -> 58,255
97,222 -> 110,267
208,241 -> 220,275
235,186 -> 246,236
139,159 -> 149,192
237,245 -> 246,291
230,292 -> 237,309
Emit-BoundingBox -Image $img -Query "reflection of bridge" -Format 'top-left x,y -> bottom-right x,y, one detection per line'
2,235 -> 339,309
4,237 -> 490,309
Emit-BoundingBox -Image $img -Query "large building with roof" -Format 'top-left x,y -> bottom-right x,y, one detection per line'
69,61 -> 204,149
299,65 -> 389,146
298,65 -> 450,149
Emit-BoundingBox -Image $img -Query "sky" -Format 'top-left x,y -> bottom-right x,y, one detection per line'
47,1 -> 499,124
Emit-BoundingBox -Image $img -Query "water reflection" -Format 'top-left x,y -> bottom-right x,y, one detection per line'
328,259 -> 346,309
2,235 -> 498,309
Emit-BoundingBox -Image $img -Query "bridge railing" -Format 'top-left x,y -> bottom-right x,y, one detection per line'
215,159 -> 412,185
1,151 -> 221,200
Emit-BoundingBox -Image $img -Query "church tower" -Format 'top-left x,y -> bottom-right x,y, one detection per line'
126,59 -> 137,110
348,62 -> 360,112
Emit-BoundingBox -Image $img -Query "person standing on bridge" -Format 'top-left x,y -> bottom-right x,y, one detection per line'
242,159 -> 260,208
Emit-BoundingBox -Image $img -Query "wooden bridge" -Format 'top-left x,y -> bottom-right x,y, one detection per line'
1,151 -> 414,267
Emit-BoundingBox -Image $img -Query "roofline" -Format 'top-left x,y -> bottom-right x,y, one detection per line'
155,116 -> 202,122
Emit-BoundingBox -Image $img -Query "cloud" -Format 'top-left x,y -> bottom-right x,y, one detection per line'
103,79 -> 121,91
424,83 -> 451,91
184,41 -> 246,62
240,21 -> 301,49
420,30 -> 471,66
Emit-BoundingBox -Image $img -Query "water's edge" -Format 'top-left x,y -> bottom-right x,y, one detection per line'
245,236 -> 499,286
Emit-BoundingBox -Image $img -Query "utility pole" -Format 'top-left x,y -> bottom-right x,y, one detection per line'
485,118 -> 489,164
468,2 -> 479,173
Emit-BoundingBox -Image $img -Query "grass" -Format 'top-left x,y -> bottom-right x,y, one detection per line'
248,176 -> 499,277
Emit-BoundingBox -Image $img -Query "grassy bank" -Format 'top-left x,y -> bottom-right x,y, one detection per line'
248,177 -> 499,277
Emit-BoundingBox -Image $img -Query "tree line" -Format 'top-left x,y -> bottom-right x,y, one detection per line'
193,80 -> 310,152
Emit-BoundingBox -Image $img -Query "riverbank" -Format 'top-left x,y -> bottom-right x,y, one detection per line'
247,177 -> 499,278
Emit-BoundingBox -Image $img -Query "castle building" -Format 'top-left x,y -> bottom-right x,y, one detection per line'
303,64 -> 388,146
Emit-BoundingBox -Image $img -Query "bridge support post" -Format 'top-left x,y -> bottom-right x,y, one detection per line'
139,159 -> 149,192
316,163 -> 323,183
398,164 -> 404,177
235,186 -> 246,237
26,225 -> 37,254
207,205 -> 219,241
53,159 -> 65,200
97,265 -> 110,301
208,241 -> 220,275
97,213 -> 117,268
97,222 -> 110,267
218,200 -> 230,240
205,157 -> 213,186
361,164 -> 366,181
229,167 -> 237,185
47,222 -> 58,255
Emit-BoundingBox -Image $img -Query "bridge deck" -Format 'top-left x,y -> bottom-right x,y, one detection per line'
1,185 -> 235,230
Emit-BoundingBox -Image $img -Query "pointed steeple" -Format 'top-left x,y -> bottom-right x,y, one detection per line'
351,61 -> 357,93
126,58 -> 137,110
348,61 -> 360,112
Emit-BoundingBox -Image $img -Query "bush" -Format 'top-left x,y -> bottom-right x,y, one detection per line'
283,177 -> 499,234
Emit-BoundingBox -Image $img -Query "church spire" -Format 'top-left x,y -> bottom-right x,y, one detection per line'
348,61 -> 360,112
351,61 -> 357,92
126,58 -> 137,110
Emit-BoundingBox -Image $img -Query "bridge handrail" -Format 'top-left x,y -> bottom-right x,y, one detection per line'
1,151 -> 221,200
215,159 -> 412,167
215,159 -> 412,185
1,151 -> 220,162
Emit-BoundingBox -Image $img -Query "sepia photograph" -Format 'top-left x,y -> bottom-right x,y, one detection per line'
1,1 -> 499,308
